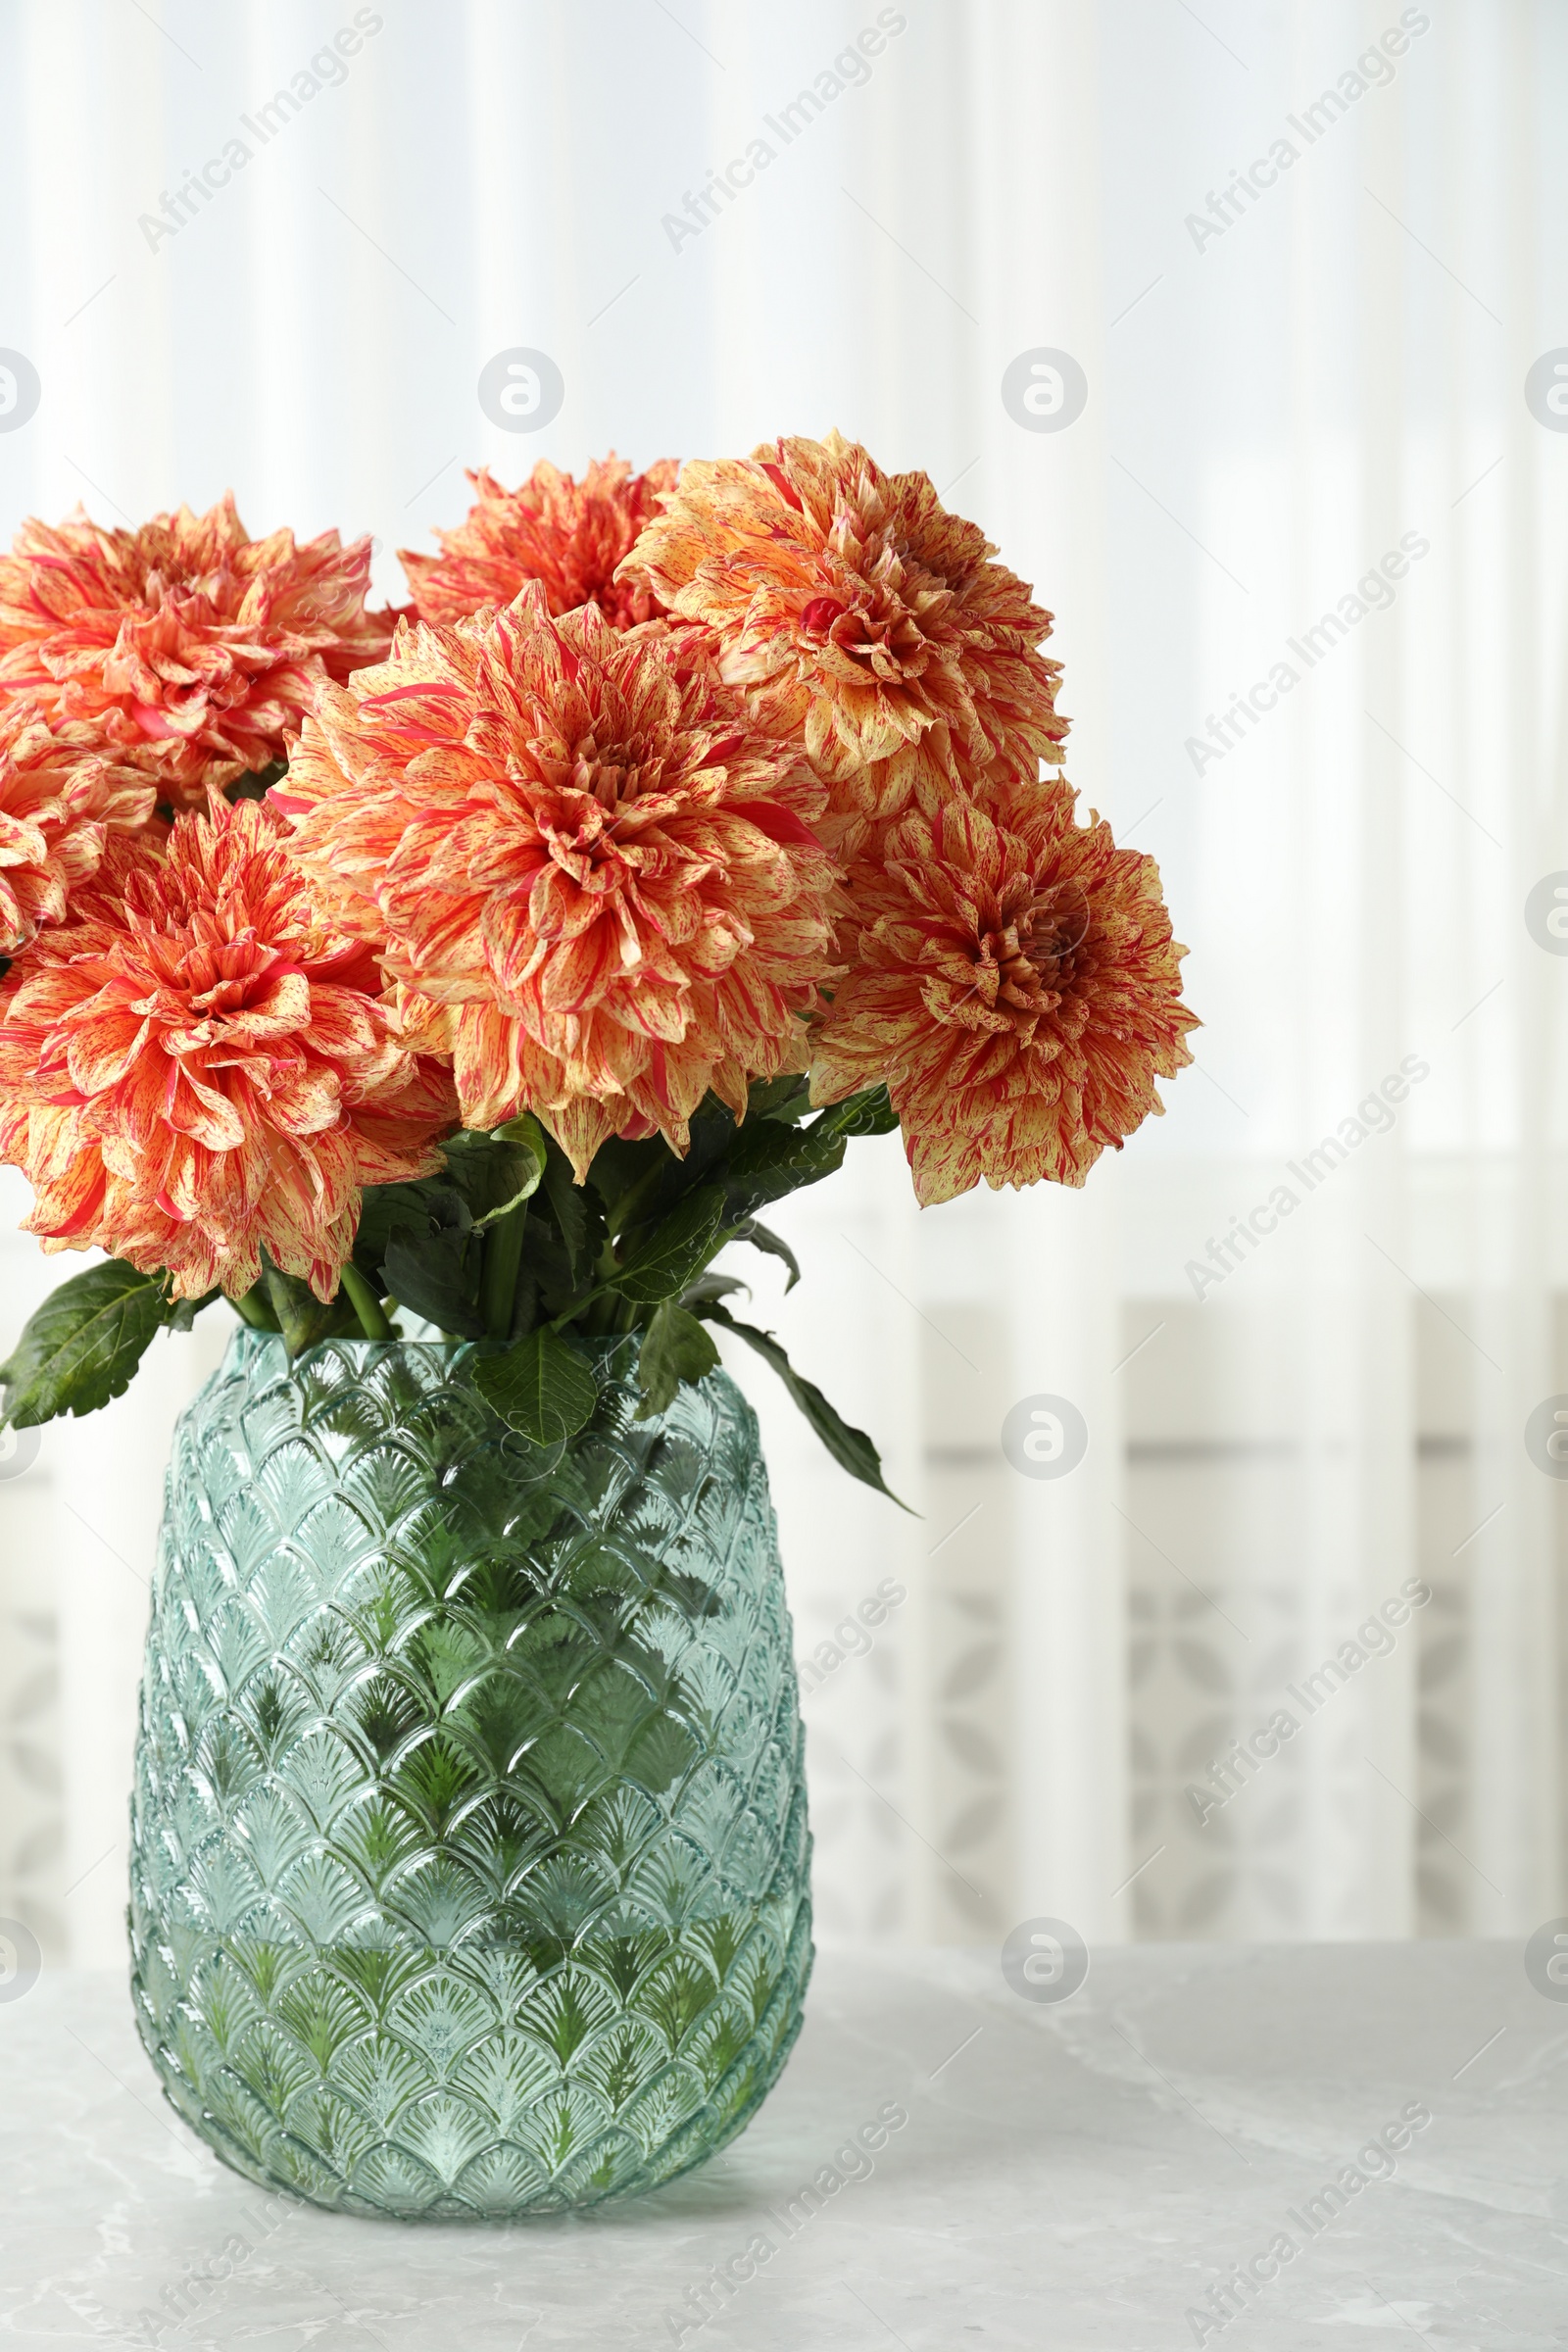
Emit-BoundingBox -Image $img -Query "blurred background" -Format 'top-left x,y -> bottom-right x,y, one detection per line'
2,0 -> 1566,1970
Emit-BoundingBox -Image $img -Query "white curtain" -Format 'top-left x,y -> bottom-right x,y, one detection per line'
1,0 -> 1562,1967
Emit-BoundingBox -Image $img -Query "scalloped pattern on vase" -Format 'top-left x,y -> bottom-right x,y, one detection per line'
127,1329 -> 812,2217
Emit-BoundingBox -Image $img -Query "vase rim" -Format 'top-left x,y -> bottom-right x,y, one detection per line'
219,1323 -> 643,1366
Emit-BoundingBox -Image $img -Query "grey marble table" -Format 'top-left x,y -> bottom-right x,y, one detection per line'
0,1941 -> 1562,2350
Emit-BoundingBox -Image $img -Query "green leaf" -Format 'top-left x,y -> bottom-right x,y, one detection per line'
356,1166 -> 540,1339
442,1119 -> 548,1230
611,1183 -> 729,1304
593,1099 -> 739,1237
515,1216 -> 577,1323
361,1183 -> 486,1339
694,1301 -> 910,1508
635,1302 -> 720,1419
539,1137 -> 599,1275
474,1328 -> 599,1446
589,1081 -> 808,1244
681,1272 -> 750,1308
745,1074 -> 812,1125
382,1214 -> 485,1338
352,1177 -> 462,1278
715,1116 -> 848,1222
584,1131 -> 669,1224
733,1217 -> 801,1291
808,1084 -> 899,1141
494,1112 -> 549,1149
701,1091 -> 891,1230
165,1287 -> 222,1334
0,1260 -> 172,1427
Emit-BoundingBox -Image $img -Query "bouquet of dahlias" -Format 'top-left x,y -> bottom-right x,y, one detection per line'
0,437 -> 1196,1496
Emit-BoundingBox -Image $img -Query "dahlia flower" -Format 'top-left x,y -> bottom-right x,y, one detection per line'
0,702 -> 161,956
0,495 -> 393,808
620,429 -> 1069,854
0,799 -> 455,1299
273,587 -> 838,1176
810,784 -> 1197,1204
400,455 -> 678,628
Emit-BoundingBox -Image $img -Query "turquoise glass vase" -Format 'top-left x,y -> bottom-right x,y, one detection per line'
126,1328 -> 812,2217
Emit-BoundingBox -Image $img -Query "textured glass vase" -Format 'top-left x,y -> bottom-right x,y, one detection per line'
127,1327 -> 812,2218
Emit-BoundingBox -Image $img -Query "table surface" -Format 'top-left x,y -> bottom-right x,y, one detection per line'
0,1940 -> 1561,2351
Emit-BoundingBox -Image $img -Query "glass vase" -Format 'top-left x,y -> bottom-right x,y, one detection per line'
126,1327 -> 812,2218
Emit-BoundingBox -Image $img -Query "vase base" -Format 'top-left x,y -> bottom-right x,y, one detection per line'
129,1906 -> 812,2219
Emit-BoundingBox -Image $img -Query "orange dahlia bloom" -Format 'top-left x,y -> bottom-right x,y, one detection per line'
621,430 -> 1069,855
810,785 -> 1197,1204
273,588 -> 837,1176
0,495 -> 393,808
0,702 -> 161,956
400,455 -> 678,628
0,799 -> 455,1299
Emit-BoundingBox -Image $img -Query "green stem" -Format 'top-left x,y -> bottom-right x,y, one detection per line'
480,1200 -> 529,1340
233,1282 -> 281,1331
339,1261 -> 395,1342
